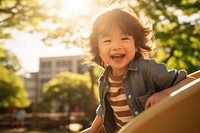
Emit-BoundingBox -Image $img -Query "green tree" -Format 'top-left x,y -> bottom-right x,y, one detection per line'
0,45 -> 21,71
0,65 -> 30,108
131,0 -> 200,73
0,45 -> 30,108
40,72 -> 98,121
0,0 -> 47,35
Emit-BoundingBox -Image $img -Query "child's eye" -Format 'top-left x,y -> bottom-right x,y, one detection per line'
103,40 -> 111,43
122,37 -> 129,40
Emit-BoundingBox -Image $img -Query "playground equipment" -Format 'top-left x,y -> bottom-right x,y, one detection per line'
119,71 -> 200,133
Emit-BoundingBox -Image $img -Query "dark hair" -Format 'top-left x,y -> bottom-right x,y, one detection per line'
82,8 -> 155,68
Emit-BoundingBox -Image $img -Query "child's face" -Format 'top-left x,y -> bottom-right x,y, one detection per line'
98,24 -> 138,76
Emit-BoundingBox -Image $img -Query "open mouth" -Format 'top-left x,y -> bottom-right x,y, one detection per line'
110,53 -> 125,60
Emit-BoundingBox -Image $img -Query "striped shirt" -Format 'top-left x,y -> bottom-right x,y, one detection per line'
107,72 -> 134,131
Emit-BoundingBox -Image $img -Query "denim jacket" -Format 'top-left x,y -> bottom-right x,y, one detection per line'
96,58 -> 187,133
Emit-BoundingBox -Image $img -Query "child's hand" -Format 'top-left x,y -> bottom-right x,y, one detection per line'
145,90 -> 169,110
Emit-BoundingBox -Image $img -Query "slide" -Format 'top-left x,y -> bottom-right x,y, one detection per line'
119,74 -> 200,133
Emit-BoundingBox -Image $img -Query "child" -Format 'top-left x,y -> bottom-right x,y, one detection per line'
81,6 -> 195,133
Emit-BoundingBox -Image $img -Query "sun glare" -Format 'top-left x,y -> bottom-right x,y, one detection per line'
64,0 -> 84,11
59,0 -> 92,18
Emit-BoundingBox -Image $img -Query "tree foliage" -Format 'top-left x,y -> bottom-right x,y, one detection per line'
0,65 -> 30,108
131,0 -> 200,73
0,0 -> 46,38
0,45 -> 21,71
0,45 -> 30,108
40,72 -> 97,114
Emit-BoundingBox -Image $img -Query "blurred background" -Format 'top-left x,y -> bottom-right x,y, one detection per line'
0,0 -> 199,133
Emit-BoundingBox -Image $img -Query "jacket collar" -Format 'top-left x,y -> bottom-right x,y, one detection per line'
127,58 -> 138,71
99,59 -> 139,81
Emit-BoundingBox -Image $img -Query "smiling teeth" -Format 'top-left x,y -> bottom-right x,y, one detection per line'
112,54 -> 123,57
111,54 -> 125,59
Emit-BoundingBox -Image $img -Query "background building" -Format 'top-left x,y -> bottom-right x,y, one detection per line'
21,72 -> 38,104
23,55 -> 88,104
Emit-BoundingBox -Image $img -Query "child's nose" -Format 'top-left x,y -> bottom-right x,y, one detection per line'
112,40 -> 122,50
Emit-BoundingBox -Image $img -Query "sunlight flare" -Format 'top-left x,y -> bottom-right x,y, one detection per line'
59,0 -> 92,18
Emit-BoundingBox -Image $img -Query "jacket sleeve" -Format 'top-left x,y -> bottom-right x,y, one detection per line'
148,59 -> 187,92
96,105 -> 103,116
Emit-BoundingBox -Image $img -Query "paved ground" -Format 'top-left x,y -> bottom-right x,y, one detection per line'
0,127 -> 27,133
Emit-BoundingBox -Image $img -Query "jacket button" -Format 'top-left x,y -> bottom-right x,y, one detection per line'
128,94 -> 132,99
134,111 -> 138,115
